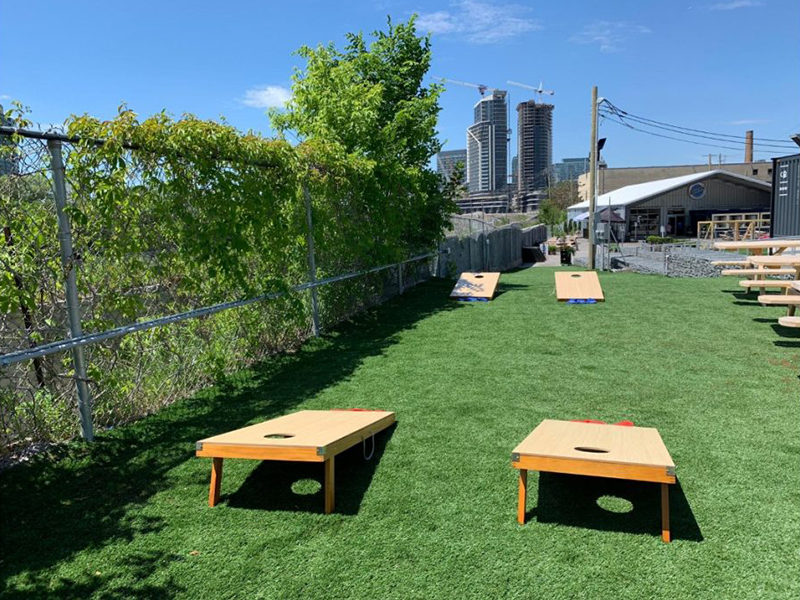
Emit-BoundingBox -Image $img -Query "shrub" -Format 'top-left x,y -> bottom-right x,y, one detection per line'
646,235 -> 676,244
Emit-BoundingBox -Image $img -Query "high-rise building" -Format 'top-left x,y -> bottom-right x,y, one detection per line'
516,100 -> 553,192
553,157 -> 589,183
511,156 -> 518,188
436,149 -> 467,183
466,90 -> 508,194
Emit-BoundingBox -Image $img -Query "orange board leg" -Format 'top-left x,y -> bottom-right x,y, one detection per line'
324,456 -> 335,514
517,469 -> 528,525
209,457 -> 223,507
661,483 -> 671,543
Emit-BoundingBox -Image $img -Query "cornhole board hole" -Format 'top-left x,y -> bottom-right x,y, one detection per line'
450,272 -> 501,301
196,409 -> 395,513
555,271 -> 605,302
512,419 -> 676,542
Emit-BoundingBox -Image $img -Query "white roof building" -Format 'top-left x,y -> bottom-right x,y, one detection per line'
568,170 -> 769,217
566,169 -> 771,239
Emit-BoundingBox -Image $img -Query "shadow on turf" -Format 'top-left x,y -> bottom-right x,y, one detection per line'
226,424 -> 395,514
491,281 -> 529,298
527,473 -> 703,542
769,322 -> 800,348
0,279 -> 460,598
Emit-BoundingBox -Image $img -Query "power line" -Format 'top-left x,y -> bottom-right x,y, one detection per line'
599,107 -> 796,151
601,99 -> 797,146
600,113 -> 776,154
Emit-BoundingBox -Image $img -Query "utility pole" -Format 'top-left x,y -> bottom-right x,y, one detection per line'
588,86 -> 598,270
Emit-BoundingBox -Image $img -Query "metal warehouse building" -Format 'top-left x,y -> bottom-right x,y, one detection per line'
567,170 -> 771,241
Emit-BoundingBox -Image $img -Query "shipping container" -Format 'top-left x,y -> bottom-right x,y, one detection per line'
770,154 -> 800,237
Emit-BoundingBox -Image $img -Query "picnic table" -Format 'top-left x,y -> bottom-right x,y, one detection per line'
713,239 -> 800,256
747,255 -> 800,279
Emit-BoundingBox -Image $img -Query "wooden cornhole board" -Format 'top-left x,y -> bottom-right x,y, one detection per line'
555,271 -> 605,302
450,272 -> 501,301
196,409 -> 395,513
512,419 -> 676,542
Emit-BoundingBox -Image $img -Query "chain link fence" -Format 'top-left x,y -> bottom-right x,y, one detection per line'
0,127 -> 438,454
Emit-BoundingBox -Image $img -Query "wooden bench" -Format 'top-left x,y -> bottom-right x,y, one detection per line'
778,316 -> 800,328
757,282 -> 800,316
711,260 -> 749,267
720,268 -> 795,277
738,280 -> 796,289
756,294 -> 800,306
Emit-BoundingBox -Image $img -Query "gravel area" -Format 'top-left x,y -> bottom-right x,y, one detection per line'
571,242 -> 775,277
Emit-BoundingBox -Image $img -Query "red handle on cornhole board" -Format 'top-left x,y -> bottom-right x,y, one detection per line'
571,419 -> 635,427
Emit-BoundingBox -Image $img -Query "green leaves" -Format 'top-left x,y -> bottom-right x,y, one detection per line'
2,16 -> 456,447
65,110 -> 303,299
271,16 -> 454,271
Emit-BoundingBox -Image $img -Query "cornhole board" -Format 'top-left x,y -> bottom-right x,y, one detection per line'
196,409 -> 395,513
555,271 -> 605,302
450,272 -> 501,301
512,419 -> 676,542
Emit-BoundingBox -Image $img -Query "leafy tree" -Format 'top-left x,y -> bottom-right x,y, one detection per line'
537,198 -> 566,228
547,180 -> 579,211
270,16 -> 455,263
443,161 -> 467,198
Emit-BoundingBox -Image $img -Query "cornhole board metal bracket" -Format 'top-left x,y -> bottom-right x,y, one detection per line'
555,271 -> 605,302
512,419 -> 676,542
450,272 -> 501,300
196,409 -> 395,513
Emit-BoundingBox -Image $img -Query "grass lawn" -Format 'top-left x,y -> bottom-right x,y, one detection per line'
1,267 -> 799,599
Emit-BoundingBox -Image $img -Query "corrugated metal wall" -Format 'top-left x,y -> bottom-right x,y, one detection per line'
770,154 -> 800,237
635,177 -> 770,211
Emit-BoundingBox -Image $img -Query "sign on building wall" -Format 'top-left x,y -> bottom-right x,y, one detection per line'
688,182 -> 706,200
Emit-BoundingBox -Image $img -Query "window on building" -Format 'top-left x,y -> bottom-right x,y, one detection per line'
752,169 -> 758,175
768,168 -> 773,175
629,208 -> 661,240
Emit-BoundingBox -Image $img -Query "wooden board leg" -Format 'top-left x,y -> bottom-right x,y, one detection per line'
324,456 -> 335,514
209,457 -> 223,507
517,469 -> 528,525
756,268 -> 766,294
661,483 -> 671,543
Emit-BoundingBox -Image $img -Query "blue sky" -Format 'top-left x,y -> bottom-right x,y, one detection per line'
2,0 -> 798,167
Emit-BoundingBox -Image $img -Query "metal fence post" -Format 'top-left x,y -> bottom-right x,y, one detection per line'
468,218 -> 473,270
47,139 -> 94,441
482,219 -> 488,271
302,183 -> 321,336
397,263 -> 404,295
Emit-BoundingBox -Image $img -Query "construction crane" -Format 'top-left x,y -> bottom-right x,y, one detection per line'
507,80 -> 554,102
436,77 -> 497,96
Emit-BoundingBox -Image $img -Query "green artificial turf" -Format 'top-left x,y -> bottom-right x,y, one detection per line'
2,267 -> 799,599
